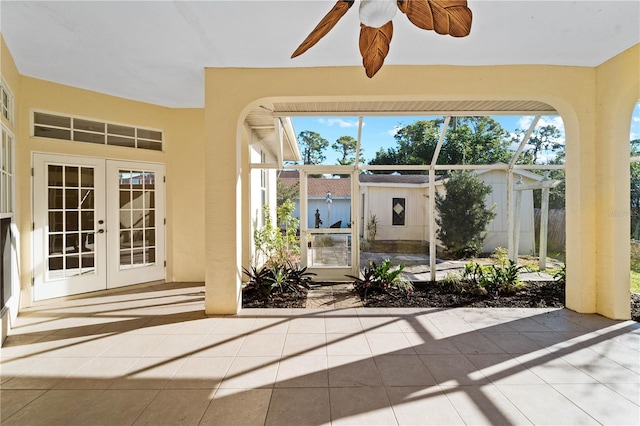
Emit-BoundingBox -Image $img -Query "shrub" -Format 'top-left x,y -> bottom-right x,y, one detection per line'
552,263 -> 566,284
243,263 -> 315,298
253,200 -> 300,268
435,171 -> 496,258
449,248 -> 526,297
347,259 -> 414,300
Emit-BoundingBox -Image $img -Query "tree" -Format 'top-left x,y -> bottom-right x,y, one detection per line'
631,139 -> 640,239
298,130 -> 329,165
435,171 -> 496,258
331,135 -> 358,165
276,176 -> 299,207
369,117 -> 512,171
513,124 -> 563,164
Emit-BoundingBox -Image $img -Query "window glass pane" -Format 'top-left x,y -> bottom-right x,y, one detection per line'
81,253 -> 95,269
132,191 -> 144,209
108,124 -> 135,137
48,165 -> 64,186
65,233 -> 80,254
48,189 -> 63,209
137,140 -> 162,151
132,210 -> 144,228
81,232 -> 94,252
65,256 -> 80,270
34,112 -> 70,128
120,211 -> 130,229
392,198 -> 406,226
145,248 -> 155,264
49,235 -> 64,255
133,249 -> 144,265
80,211 -> 94,231
144,229 -> 155,247
34,127 -> 71,140
66,211 -> 79,231
80,189 -> 94,209
108,135 -> 136,148
48,256 -> 64,271
120,250 -> 132,266
81,168 -> 94,188
65,189 -> 79,209
74,131 -> 105,144
133,230 -> 143,247
74,118 -> 104,133
144,172 -> 155,190
137,129 -> 162,141
49,211 -> 63,232
120,190 -> 131,208
120,231 -> 132,249
146,210 -> 155,227
65,166 -> 79,187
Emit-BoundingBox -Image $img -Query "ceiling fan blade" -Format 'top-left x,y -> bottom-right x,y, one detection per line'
398,0 -> 472,37
291,0 -> 355,58
359,21 -> 393,78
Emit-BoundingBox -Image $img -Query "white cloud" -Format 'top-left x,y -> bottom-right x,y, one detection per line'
318,118 -> 361,128
387,126 -> 401,137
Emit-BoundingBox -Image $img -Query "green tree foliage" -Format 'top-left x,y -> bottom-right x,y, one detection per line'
253,201 -> 300,268
332,135 -> 359,165
299,130 -> 329,165
513,124 -> 563,165
631,139 -> 640,239
369,117 -> 511,171
276,176 -> 299,206
435,171 -> 496,258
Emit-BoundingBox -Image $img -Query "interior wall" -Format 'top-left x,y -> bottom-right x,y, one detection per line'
205,62 -> 608,315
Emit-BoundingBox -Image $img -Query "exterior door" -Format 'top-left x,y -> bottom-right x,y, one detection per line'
300,169 -> 359,280
33,154 -> 164,300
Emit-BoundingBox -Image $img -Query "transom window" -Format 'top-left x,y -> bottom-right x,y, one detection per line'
32,111 -> 163,152
0,78 -> 13,124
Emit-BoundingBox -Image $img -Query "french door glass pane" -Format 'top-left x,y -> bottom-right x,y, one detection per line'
47,164 -> 96,279
118,169 -> 157,269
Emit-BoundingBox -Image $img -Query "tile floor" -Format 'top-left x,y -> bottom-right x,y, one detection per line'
1,282 -> 639,425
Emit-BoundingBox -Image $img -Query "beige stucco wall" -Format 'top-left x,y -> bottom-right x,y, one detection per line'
11,73 -> 205,307
594,46 -> 640,319
205,48 -> 638,317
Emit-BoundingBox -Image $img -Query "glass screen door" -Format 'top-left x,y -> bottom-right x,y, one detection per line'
300,169 -> 358,280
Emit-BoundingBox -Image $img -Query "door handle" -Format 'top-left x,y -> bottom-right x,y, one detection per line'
95,229 -> 105,234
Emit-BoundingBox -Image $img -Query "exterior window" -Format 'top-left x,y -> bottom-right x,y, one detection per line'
0,126 -> 13,309
33,111 -> 163,151
392,197 -> 405,226
0,78 -> 13,124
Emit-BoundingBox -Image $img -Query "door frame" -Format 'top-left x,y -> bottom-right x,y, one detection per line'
32,153 -> 166,300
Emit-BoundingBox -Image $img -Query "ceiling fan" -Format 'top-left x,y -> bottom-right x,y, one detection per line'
292,0 -> 473,78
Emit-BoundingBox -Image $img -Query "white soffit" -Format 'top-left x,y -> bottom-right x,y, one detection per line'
2,0 -> 639,108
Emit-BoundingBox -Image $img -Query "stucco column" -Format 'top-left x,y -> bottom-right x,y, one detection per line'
204,71 -> 245,314
593,46 -> 639,319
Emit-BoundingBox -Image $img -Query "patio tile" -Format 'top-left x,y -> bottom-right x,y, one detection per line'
169,316 -> 221,335
604,382 -> 640,405
287,316 -> 325,334
200,388 -> 271,426
250,317 -> 291,334
496,384 -> 599,424
441,384 -> 533,425
365,332 -> 415,355
374,354 -> 437,386
327,355 -> 384,387
465,353 -> 545,385
165,356 -> 233,389
358,315 -> 404,333
0,390 -> 46,422
552,383 -> 640,425
193,333 -> 246,357
132,389 -> 212,425
66,389 -> 158,425
325,316 -> 364,333
210,317 -> 256,334
52,356 -> 140,389
404,332 -> 462,355
110,357 -> 186,389
387,386 -> 464,425
1,357 -> 91,389
100,334 -> 166,357
330,387 -> 397,425
218,356 -> 280,389
326,333 -> 371,356
144,334 -> 206,358
265,388 -> 331,426
275,355 -> 329,387
448,332 -> 506,354
419,354 -> 489,385
237,333 -> 286,357
282,333 -> 326,356
523,356 -> 600,384
1,389 -> 103,426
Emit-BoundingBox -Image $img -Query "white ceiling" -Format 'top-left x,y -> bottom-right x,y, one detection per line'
2,1 -> 639,108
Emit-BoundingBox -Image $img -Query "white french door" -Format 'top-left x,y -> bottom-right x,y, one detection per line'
33,154 -> 165,300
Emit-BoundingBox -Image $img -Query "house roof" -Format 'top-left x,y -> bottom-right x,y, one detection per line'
280,177 -> 352,198
2,1 -> 638,108
359,174 -> 431,185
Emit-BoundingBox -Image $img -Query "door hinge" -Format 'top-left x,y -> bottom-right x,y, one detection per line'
31,277 -> 34,285
164,260 -> 167,267
163,176 -> 166,183
32,222 -> 35,231
31,167 -> 34,177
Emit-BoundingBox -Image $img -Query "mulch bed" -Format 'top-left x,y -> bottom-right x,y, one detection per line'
242,282 -> 640,321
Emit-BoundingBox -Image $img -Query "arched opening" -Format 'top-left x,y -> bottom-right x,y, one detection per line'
629,101 -> 640,320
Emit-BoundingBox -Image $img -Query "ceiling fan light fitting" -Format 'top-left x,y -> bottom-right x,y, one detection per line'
359,0 -> 397,28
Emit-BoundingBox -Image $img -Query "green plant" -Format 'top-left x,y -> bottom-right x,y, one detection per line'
552,263 -> 566,284
347,259 -> 414,300
454,248 -> 526,297
253,201 -> 300,269
435,170 -> 496,258
243,262 -> 315,298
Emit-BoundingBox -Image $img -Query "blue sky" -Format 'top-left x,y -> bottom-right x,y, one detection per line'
292,102 -> 640,165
